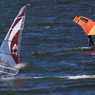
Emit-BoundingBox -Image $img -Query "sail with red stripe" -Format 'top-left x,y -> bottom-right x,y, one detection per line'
73,16 -> 95,36
0,5 -> 27,76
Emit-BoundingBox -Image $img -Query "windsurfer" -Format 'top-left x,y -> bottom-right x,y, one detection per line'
88,35 -> 94,48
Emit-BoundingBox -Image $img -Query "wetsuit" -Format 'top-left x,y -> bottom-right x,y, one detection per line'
88,35 -> 94,47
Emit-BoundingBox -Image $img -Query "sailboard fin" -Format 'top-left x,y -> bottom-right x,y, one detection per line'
73,16 -> 95,36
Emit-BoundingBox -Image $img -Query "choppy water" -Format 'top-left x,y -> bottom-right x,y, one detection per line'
0,0 -> 95,95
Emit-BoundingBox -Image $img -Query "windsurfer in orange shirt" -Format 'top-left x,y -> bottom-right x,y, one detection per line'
88,35 -> 94,48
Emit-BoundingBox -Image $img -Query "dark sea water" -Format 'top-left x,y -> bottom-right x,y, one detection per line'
0,0 -> 95,95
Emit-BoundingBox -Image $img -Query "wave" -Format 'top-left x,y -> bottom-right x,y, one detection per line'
17,75 -> 95,80
1,74 -> 95,81
31,47 -> 93,54
58,75 -> 95,79
31,47 -> 92,55
62,47 -> 91,51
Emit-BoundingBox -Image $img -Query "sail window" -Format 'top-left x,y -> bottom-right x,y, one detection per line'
80,18 -> 88,23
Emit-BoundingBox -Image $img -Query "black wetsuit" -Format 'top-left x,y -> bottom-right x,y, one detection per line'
88,35 -> 94,47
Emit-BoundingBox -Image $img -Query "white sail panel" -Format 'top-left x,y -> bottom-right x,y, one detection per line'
8,18 -> 23,51
0,5 -> 27,76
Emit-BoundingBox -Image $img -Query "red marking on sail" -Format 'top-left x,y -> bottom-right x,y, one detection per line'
19,6 -> 26,17
9,6 -> 26,38
9,18 -> 22,37
11,31 -> 20,64
73,16 -> 95,36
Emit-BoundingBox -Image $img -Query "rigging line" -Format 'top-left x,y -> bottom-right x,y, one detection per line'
3,40 -> 21,44
0,52 -> 21,58
0,70 -> 18,76
0,60 -> 19,71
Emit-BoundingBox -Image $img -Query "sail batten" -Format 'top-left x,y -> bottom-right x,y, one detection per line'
0,52 -> 21,58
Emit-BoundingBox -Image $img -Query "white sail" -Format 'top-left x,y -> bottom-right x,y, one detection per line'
0,5 -> 27,76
